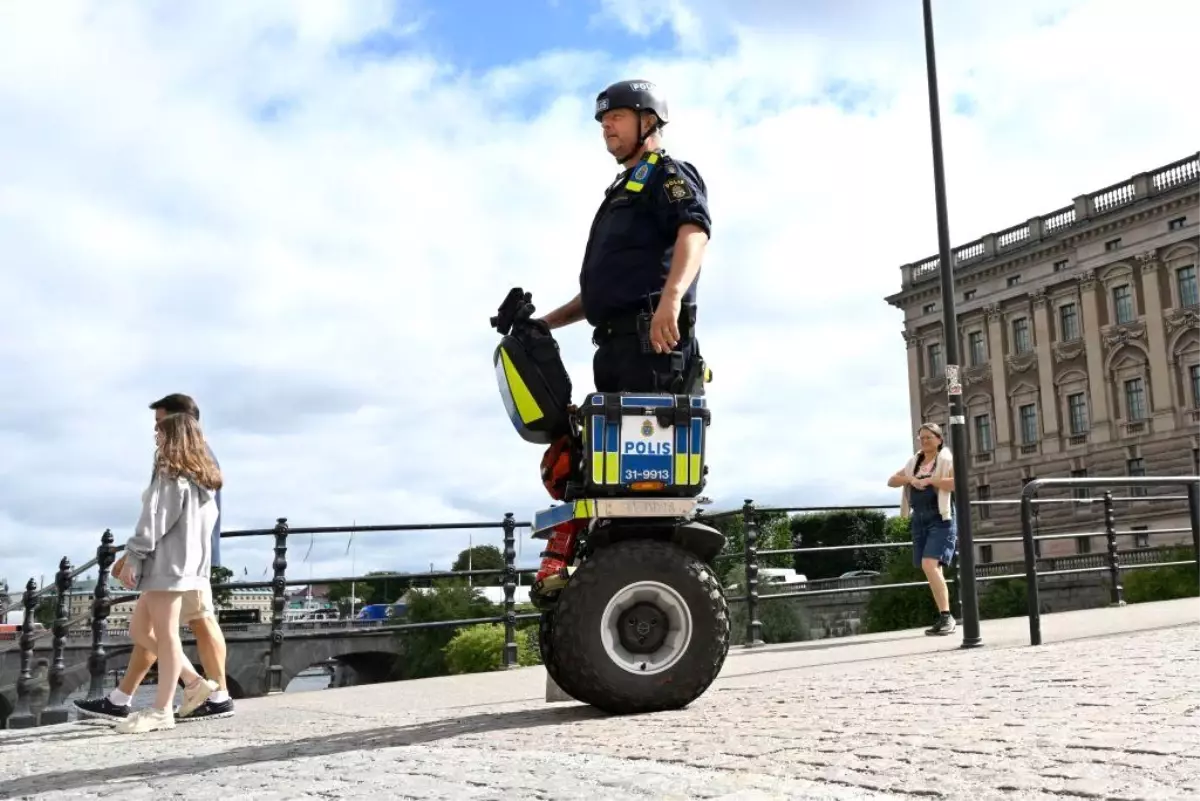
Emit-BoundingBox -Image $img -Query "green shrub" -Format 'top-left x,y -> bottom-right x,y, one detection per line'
1122,547 -> 1199,603
442,622 -> 541,675
725,564 -> 812,645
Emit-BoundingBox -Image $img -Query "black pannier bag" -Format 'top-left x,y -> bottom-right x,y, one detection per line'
490,288 -> 574,445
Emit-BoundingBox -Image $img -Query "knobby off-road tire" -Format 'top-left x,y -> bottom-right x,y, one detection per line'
539,606 -> 594,704
544,538 -> 729,715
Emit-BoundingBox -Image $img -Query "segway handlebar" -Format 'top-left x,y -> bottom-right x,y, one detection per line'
490,287 -> 537,336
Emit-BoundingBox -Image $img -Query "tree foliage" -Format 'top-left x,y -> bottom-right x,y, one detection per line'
395,581 -> 499,680
209,565 -> 234,608
788,509 -> 891,580
443,622 -> 540,674
451,545 -> 506,586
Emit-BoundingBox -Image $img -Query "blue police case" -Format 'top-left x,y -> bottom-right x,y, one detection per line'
578,392 -> 710,498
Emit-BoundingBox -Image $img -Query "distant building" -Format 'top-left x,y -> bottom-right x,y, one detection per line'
885,152 -> 1199,563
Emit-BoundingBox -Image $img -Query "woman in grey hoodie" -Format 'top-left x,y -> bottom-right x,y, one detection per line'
112,412 -> 223,733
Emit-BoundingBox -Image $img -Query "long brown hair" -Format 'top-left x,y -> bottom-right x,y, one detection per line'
155,412 -> 223,491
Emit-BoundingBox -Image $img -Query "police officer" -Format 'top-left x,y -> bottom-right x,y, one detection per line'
538,79 -> 712,395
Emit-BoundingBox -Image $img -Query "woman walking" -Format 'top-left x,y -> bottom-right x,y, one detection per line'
112,412 -> 222,733
887,422 -> 958,636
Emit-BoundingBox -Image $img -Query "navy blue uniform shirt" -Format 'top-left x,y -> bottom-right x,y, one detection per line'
578,150 -> 711,326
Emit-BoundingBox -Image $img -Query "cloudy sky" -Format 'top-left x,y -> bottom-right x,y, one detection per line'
2,0 -> 1197,598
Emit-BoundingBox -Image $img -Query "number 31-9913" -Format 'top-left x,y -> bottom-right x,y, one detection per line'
624,469 -> 670,482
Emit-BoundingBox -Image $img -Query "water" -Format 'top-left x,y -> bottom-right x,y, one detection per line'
63,667 -> 335,715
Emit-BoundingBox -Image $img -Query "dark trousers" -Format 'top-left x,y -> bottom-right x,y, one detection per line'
592,334 -> 704,395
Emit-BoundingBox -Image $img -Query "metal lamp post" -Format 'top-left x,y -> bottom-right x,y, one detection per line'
921,0 -> 983,648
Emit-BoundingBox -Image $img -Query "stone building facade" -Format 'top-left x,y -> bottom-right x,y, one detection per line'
885,152 -> 1199,563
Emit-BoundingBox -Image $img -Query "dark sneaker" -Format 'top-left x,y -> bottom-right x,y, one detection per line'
175,697 -> 235,722
926,613 -> 957,636
74,697 -> 131,721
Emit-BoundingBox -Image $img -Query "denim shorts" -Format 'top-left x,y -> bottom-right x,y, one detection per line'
912,513 -> 957,568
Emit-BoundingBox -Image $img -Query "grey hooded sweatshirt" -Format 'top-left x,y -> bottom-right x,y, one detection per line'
124,469 -> 220,592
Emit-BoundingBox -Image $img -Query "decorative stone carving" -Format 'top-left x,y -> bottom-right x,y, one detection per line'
902,329 -> 921,349
1053,340 -> 1086,363
963,363 -> 992,386
1077,269 -> 1096,291
1031,288 -> 1048,308
1101,321 -> 1147,353
1005,351 -> 1038,374
1165,307 -> 1199,337
922,375 -> 947,395
984,303 -> 1002,323
1136,250 -> 1159,271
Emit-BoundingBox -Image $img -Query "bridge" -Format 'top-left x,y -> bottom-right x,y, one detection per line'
0,599 -> 1196,799
0,621 -> 405,724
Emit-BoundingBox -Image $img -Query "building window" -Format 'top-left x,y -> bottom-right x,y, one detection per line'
963,289 -> 976,301
1053,259 -> 1069,272
1070,468 -> 1089,500
1178,265 -> 1198,307
1067,392 -> 1088,435
1168,216 -> 1186,231
1124,377 -> 1146,422
967,331 -> 986,366
1112,284 -> 1134,324
1132,525 -> 1150,548
980,544 -> 993,563
1127,457 -> 1146,497
976,484 -> 991,521
1105,238 -> 1122,251
1011,317 -> 1032,354
927,342 -> 943,376
1007,275 -> 1021,287
1058,303 -> 1080,341
1019,403 -> 1038,445
1076,536 -> 1092,554
923,302 -> 936,314
1191,364 -> 1200,407
973,414 -> 993,453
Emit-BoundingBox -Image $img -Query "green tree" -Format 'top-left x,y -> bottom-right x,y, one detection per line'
35,598 -> 57,627
395,581 -> 499,679
788,509 -> 890,580
209,565 -> 234,608
451,545 -> 506,586
706,508 -> 792,587
326,581 -> 374,617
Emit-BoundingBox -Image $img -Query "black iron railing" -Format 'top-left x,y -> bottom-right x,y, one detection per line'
5,480 -> 1196,728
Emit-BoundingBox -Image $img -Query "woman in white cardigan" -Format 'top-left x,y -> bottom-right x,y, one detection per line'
887,422 -> 958,636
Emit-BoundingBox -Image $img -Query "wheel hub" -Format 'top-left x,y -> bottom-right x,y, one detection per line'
617,602 -> 667,654
599,580 -> 694,676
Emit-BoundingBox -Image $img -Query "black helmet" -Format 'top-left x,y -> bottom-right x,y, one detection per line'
594,79 -> 669,126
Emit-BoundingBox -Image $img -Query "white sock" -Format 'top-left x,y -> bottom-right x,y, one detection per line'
108,689 -> 133,706
210,690 -> 230,703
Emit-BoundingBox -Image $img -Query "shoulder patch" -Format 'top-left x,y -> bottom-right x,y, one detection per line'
663,176 -> 694,203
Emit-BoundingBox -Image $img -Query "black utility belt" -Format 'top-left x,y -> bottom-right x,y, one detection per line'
592,305 -> 696,349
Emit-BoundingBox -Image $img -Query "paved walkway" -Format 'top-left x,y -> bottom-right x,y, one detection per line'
1,599 -> 1197,800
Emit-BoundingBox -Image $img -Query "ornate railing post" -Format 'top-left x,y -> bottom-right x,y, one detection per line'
742,499 -> 764,648
1103,491 -> 1125,607
87,530 -> 117,699
952,552 -> 964,621
7,579 -> 39,728
265,517 -> 289,695
501,513 -> 519,669
40,558 -> 74,724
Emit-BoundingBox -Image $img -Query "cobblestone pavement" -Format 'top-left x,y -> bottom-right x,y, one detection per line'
1,623 -> 1197,801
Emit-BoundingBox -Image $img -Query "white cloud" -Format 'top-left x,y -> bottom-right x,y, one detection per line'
1,0 -> 1197,596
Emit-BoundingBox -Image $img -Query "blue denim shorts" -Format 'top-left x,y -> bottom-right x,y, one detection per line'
912,513 -> 957,568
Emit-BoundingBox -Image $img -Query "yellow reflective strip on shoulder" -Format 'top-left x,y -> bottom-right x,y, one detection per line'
499,348 -> 543,424
625,180 -> 644,192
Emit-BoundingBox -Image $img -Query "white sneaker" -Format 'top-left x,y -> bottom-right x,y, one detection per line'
115,707 -> 175,734
177,678 -> 218,718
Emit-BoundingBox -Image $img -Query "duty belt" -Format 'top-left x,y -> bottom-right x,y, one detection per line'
592,302 -> 697,347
